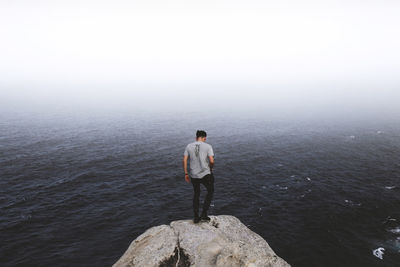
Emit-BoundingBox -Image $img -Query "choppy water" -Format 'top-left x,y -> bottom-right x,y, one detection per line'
1,111 -> 399,267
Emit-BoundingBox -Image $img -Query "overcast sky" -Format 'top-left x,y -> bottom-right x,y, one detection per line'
0,0 -> 399,117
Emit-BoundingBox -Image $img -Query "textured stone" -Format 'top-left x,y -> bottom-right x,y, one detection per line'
113,215 -> 290,267
113,225 -> 178,267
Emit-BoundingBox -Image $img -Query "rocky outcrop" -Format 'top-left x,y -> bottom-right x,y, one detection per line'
113,215 -> 290,267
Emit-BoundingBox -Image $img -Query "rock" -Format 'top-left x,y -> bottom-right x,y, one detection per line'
113,215 -> 290,267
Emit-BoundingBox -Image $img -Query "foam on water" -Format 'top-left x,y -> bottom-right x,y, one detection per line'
275,185 -> 288,190
344,199 -> 362,206
382,216 -> 398,224
385,186 -> 396,190
388,227 -> 400,234
372,247 -> 385,259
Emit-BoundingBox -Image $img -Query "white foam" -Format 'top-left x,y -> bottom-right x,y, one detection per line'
385,186 -> 396,190
344,199 -> 361,206
383,216 -> 397,223
372,247 -> 385,260
388,227 -> 400,234
275,185 -> 288,190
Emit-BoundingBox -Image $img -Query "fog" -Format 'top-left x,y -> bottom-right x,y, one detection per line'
1,0 -> 399,120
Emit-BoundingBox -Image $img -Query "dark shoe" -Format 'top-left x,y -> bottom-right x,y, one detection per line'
200,215 -> 211,222
193,216 -> 200,224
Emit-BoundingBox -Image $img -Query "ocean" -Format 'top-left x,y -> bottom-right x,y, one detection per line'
1,111 -> 399,267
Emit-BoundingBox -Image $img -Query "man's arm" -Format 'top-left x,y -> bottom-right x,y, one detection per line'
183,155 -> 190,183
208,145 -> 215,172
208,155 -> 214,172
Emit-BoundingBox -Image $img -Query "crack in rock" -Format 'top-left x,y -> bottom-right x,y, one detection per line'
159,228 -> 191,267
158,246 -> 191,267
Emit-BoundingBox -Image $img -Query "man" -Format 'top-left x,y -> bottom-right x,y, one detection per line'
183,130 -> 215,223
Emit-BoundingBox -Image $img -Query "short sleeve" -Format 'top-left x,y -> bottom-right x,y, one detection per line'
207,145 -> 214,157
184,145 -> 189,156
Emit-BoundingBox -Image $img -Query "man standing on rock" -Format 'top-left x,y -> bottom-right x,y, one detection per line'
183,130 -> 215,223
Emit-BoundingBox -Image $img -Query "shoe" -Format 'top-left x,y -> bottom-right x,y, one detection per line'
193,216 -> 200,224
200,214 -> 211,222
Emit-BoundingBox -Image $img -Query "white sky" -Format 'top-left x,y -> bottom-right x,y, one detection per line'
0,0 -> 399,116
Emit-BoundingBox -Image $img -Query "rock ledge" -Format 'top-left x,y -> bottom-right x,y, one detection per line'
113,215 -> 290,267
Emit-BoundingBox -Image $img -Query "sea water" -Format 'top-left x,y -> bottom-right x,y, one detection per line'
1,111 -> 399,266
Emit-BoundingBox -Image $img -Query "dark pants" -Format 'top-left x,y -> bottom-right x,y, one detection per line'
191,173 -> 214,217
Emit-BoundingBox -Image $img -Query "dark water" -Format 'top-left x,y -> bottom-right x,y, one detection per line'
1,111 -> 399,267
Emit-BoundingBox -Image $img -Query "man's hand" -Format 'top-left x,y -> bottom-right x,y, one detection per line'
185,174 -> 190,183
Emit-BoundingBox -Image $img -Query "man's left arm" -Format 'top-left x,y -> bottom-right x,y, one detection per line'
208,145 -> 215,173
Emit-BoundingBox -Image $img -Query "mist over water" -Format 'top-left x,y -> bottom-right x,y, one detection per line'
1,0 -> 400,119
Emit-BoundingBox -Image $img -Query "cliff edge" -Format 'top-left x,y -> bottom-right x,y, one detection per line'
113,215 -> 290,267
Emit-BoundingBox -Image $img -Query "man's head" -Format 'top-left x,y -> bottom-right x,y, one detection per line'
196,130 -> 207,142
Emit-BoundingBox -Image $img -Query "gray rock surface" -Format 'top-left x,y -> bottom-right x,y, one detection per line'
113,215 -> 290,267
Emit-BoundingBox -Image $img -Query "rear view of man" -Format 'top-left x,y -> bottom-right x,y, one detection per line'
183,130 -> 215,223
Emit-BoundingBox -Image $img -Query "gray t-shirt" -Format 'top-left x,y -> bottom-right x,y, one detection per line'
184,141 -> 214,178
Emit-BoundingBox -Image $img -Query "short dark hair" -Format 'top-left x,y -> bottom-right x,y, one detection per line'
196,130 -> 207,138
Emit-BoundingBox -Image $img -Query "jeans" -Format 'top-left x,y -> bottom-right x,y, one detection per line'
191,173 -> 214,217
